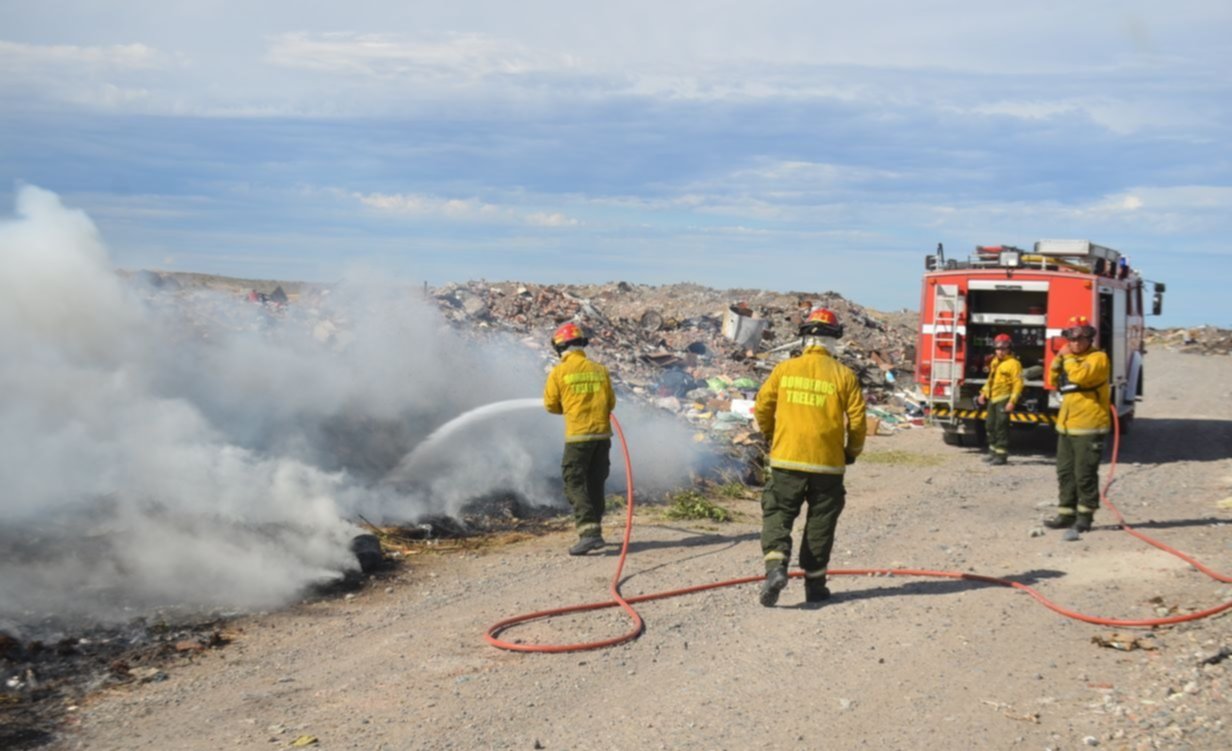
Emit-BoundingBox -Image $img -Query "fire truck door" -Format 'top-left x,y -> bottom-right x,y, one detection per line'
1098,287 -> 1126,390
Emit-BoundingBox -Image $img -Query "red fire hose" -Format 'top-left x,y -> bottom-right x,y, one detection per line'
485,410 -> 1232,653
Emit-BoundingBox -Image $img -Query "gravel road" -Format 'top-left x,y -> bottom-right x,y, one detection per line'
60,349 -> 1231,751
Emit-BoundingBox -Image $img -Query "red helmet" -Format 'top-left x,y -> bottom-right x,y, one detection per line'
1064,316 -> 1096,340
993,333 -> 1012,348
800,307 -> 843,339
551,321 -> 589,353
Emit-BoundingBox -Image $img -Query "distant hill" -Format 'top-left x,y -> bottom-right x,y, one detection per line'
116,269 -> 316,297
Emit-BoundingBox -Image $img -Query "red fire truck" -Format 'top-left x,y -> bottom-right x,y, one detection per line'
915,240 -> 1166,446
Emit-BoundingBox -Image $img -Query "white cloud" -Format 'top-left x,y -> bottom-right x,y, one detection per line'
1068,187 -> 1232,221
265,31 -> 580,80
525,211 -> 579,227
968,99 -> 1082,121
903,185 -> 1232,243
961,96 -> 1215,134
355,191 -> 580,227
3,5 -> 1225,127
1135,185 -> 1232,209
0,40 -> 165,70
358,192 -> 501,218
729,160 -> 906,190
0,40 -> 178,111
1066,192 -> 1146,217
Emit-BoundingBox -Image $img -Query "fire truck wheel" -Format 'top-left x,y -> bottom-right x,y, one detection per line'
941,426 -> 984,448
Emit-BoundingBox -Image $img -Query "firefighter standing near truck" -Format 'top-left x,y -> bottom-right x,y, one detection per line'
975,333 -> 1023,466
544,322 -> 617,556
1043,317 -> 1110,533
753,308 -> 867,607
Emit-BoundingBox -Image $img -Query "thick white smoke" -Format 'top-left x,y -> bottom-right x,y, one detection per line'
0,186 -> 710,636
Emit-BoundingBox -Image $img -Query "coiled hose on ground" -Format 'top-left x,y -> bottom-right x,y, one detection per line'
485,410 -> 1231,653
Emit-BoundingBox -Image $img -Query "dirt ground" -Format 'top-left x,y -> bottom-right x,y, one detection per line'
55,349 -> 1231,751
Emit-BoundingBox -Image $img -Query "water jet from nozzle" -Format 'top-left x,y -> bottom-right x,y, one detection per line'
385,397 -> 547,484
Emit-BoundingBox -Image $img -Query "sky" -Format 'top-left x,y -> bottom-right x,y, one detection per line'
1,1 -> 1230,326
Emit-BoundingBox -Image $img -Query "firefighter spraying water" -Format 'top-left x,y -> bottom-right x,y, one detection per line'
543,321 -> 617,556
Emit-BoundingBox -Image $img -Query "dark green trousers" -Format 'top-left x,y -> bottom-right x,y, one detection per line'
985,400 -> 1010,457
761,469 -> 846,580
1056,433 -> 1104,519
562,439 -> 611,538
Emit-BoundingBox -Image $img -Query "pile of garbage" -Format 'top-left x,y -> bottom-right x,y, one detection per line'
430,280 -> 926,449
1146,326 -> 1232,356
121,271 -> 929,462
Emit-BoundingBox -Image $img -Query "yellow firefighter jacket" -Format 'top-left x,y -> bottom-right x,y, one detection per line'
1052,348 -> 1110,435
544,349 -> 616,442
754,345 -> 867,474
981,353 -> 1024,404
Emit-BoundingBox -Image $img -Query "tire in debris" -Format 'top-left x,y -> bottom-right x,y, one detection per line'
349,534 -> 385,573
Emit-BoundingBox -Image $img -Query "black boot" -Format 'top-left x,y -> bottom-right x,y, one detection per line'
1075,516 -> 1093,533
759,567 -> 788,607
988,454 -> 1007,466
568,536 -> 605,556
1043,514 -> 1075,529
804,579 -> 831,604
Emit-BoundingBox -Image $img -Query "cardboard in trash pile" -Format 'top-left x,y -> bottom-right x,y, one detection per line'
729,398 -> 756,420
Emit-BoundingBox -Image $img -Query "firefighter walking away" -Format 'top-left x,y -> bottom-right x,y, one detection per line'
753,308 -> 867,607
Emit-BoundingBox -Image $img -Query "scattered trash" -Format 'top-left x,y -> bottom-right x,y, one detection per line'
349,534 -> 385,574
1147,595 -> 1181,617
1091,633 -> 1158,652
866,416 -> 882,437
980,699 -> 1040,723
729,399 -> 756,420
721,304 -> 769,349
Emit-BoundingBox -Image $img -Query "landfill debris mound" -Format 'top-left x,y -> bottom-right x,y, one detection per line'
1146,325 -> 1232,356
428,279 -> 927,443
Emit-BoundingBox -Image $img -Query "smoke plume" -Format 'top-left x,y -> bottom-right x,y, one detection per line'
0,186 -> 709,636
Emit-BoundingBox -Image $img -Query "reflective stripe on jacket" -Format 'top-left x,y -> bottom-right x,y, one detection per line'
544,350 -> 616,442
753,345 -> 867,474
1053,349 -> 1110,435
981,354 -> 1023,404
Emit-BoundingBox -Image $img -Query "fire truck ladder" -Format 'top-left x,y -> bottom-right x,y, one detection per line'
927,283 -> 963,425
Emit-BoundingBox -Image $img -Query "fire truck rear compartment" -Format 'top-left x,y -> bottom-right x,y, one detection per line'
964,286 -> 1049,415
